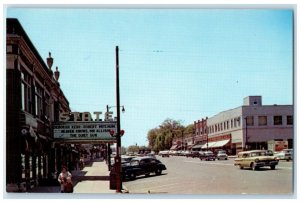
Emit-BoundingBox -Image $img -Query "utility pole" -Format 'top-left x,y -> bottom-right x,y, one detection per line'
115,46 -> 122,193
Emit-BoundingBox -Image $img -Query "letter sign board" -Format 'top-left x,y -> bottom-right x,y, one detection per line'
53,121 -> 117,141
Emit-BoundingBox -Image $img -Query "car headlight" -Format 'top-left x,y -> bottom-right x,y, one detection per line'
255,158 -> 259,163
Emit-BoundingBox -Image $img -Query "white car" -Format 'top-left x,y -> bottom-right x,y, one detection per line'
274,149 -> 293,161
217,151 -> 228,160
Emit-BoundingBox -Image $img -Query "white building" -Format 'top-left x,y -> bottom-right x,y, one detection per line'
205,96 -> 293,154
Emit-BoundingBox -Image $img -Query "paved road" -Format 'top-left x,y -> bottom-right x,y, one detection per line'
123,156 -> 294,196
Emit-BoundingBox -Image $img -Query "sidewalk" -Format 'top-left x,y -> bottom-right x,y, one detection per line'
73,158 -> 114,194
29,159 -> 116,194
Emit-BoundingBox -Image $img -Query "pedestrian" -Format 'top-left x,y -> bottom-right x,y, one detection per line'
58,166 -> 72,193
63,177 -> 74,193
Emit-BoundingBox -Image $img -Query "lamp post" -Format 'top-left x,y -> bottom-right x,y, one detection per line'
106,105 -> 125,171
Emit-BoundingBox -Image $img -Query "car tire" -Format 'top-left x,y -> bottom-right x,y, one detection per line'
145,173 -> 150,177
251,163 -> 257,171
239,165 -> 244,170
155,169 -> 162,175
270,165 -> 276,170
129,172 -> 136,180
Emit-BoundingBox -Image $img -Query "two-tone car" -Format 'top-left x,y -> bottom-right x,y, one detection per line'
234,150 -> 279,170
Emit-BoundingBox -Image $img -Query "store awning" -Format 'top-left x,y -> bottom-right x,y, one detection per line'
170,145 -> 178,150
192,144 -> 203,149
202,139 -> 230,149
201,142 -> 217,149
212,139 -> 230,148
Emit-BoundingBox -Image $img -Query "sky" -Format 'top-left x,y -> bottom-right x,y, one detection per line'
5,7 -> 294,147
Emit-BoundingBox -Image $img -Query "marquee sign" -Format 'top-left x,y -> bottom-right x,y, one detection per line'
53,111 -> 117,141
53,121 -> 117,140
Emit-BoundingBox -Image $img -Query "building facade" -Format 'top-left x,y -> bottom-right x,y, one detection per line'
194,96 -> 293,155
6,18 -> 75,192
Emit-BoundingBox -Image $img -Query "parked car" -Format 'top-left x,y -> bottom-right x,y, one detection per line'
158,150 -> 170,157
234,150 -> 279,170
122,157 -> 167,180
199,151 -> 216,161
186,151 -> 200,158
182,150 -> 191,157
216,151 -> 228,160
274,149 -> 293,161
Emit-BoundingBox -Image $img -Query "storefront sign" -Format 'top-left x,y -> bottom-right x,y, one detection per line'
53,121 -> 117,140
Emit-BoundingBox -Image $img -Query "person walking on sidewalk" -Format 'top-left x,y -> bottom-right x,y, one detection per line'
58,166 -> 72,193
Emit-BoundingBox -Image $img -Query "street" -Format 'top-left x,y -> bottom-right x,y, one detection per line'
123,156 -> 293,195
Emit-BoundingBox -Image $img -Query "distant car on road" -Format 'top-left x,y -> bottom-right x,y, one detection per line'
158,150 -> 170,157
199,151 -> 216,161
122,157 -> 167,180
186,151 -> 200,158
216,151 -> 228,160
274,149 -> 293,161
234,150 -> 278,170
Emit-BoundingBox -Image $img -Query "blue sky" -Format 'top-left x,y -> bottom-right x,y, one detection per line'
6,8 -> 293,147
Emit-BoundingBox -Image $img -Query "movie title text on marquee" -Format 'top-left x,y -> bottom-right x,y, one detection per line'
53,121 -> 117,140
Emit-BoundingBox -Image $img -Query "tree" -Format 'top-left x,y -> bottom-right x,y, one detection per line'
127,145 -> 139,154
147,118 -> 186,152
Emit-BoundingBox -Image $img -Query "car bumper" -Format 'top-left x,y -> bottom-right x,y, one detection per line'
254,161 -> 278,167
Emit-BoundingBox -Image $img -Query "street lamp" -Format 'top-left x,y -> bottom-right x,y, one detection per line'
106,104 -> 125,171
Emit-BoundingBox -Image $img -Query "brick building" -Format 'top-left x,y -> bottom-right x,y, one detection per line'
6,18 -> 74,192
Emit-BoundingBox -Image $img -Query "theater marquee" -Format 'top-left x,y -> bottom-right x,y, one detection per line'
53,111 -> 117,142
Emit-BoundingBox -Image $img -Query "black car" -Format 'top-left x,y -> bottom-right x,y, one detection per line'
122,157 -> 167,180
186,151 -> 200,158
199,151 -> 216,161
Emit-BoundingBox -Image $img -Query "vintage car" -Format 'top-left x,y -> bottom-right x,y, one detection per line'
199,151 -> 216,161
274,149 -> 293,161
186,151 -> 200,158
234,150 -> 279,170
122,157 -> 167,180
216,150 -> 228,160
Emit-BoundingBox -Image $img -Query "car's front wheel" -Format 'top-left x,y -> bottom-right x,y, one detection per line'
270,165 -> 276,170
129,172 -> 136,180
239,165 -> 244,169
155,169 -> 162,175
251,163 -> 257,171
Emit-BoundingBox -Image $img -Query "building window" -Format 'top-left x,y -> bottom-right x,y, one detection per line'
21,71 -> 32,113
287,116 -> 293,125
258,116 -> 267,126
236,117 -> 241,127
45,93 -> 50,120
227,121 -> 229,129
246,116 -> 254,126
231,120 -> 233,128
35,84 -> 43,119
274,116 -> 282,125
